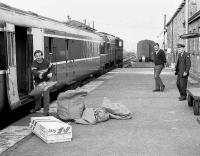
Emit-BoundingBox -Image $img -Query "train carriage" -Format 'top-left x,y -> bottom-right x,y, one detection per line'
0,3 -> 102,113
137,40 -> 155,62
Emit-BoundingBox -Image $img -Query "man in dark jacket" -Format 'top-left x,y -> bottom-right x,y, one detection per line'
29,50 -> 56,115
152,43 -> 166,92
175,43 -> 191,101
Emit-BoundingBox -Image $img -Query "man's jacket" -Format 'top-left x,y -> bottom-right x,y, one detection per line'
175,51 -> 191,77
153,49 -> 166,66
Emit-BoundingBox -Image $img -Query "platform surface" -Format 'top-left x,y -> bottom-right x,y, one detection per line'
1,68 -> 200,156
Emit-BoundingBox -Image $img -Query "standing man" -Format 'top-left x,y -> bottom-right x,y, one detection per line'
175,43 -> 191,101
152,43 -> 166,92
29,50 -> 56,116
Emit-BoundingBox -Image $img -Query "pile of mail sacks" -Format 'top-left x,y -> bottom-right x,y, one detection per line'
57,90 -> 132,125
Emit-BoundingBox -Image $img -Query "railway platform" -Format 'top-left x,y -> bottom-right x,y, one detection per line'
1,68 -> 200,156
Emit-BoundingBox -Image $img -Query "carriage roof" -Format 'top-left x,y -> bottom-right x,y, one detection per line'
0,2 -> 102,42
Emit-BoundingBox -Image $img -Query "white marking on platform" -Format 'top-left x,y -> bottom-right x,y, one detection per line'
0,126 -> 31,154
109,70 -> 154,75
97,75 -> 113,80
163,119 -> 179,122
167,111 -> 176,114
171,127 -> 178,130
109,68 -> 173,75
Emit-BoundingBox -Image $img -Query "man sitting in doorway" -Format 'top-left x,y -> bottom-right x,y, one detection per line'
29,50 -> 56,116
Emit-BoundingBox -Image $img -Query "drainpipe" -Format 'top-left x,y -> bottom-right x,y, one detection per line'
172,19 -> 174,63
185,0 -> 189,51
164,14 -> 166,51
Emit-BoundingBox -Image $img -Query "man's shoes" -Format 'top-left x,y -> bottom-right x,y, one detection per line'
30,108 -> 41,114
30,109 -> 36,113
160,85 -> 165,92
179,96 -> 186,101
152,89 -> 160,92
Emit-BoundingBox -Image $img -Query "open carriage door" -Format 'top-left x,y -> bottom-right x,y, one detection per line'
5,23 -> 21,110
26,28 -> 33,92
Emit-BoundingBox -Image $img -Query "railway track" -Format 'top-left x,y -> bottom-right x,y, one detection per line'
123,53 -> 154,68
123,53 -> 137,68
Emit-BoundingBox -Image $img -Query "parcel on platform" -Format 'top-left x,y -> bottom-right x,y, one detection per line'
29,116 -> 72,143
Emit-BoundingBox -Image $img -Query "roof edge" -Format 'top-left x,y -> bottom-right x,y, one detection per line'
188,10 -> 200,23
166,0 -> 185,26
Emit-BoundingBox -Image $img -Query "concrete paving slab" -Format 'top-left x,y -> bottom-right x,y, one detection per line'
0,126 -> 31,154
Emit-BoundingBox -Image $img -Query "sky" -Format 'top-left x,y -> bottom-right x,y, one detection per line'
0,0 -> 183,51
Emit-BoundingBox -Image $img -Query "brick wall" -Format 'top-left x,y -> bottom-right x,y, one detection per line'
189,0 -> 198,17
188,18 -> 200,74
166,0 -> 200,80
166,5 -> 186,64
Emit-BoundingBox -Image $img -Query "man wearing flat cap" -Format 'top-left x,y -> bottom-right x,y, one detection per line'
175,43 -> 191,101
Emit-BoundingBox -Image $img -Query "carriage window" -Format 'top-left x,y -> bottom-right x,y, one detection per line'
69,40 -> 81,59
0,32 -> 6,69
49,38 -> 52,54
198,27 -> 200,54
53,38 -> 67,62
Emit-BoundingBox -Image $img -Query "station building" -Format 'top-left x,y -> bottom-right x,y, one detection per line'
166,0 -> 200,81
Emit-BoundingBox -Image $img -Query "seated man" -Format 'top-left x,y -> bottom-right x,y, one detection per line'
29,50 -> 56,116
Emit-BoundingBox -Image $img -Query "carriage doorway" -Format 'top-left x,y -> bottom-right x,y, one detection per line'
15,26 -> 33,97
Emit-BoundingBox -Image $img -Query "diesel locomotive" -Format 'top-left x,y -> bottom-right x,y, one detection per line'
0,3 -> 123,115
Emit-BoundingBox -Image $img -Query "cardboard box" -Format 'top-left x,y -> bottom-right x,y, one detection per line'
29,116 -> 72,143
